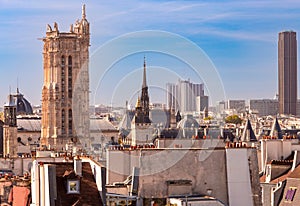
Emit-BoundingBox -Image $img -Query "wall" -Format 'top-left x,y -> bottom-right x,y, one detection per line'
261,183 -> 276,206
84,157 -> 106,203
226,148 -> 259,206
260,140 -> 294,172
138,149 -> 228,204
107,150 -> 140,184
156,139 -> 225,149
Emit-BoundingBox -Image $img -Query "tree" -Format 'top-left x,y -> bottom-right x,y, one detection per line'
225,114 -> 242,125
204,116 -> 213,121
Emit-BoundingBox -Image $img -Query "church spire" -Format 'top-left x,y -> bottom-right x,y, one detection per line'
142,56 -> 147,88
82,4 -> 86,19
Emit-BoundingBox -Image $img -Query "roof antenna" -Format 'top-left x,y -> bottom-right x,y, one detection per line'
82,4 -> 86,19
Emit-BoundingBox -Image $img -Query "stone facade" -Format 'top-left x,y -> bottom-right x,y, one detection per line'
3,125 -> 17,157
3,95 -> 18,157
41,5 -> 90,150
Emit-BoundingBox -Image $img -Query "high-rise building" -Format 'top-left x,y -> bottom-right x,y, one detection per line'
227,100 -> 246,113
196,96 -> 209,113
278,31 -> 297,115
166,79 -> 204,113
249,99 -> 279,116
41,5 -> 90,149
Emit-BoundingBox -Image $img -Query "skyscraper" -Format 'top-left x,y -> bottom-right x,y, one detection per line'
278,31 -> 297,115
166,79 -> 204,113
41,5 -> 90,149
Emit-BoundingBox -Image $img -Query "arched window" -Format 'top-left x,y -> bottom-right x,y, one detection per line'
62,109 -> 65,134
68,109 -> 72,135
68,56 -> 72,98
61,56 -> 65,99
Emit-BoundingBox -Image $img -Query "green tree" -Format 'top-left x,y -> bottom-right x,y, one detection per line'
225,114 -> 242,124
204,116 -> 213,121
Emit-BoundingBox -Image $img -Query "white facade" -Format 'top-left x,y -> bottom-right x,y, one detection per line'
226,148 -> 254,206
166,79 -> 204,113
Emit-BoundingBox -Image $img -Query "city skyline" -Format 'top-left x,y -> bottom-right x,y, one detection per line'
1,0 -> 300,107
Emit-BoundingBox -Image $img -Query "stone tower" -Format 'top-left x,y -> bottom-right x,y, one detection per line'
3,94 -> 17,157
41,5 -> 90,150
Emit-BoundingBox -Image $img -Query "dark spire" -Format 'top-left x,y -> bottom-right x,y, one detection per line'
134,57 -> 151,124
270,117 -> 283,139
142,56 -> 147,88
241,119 -> 257,142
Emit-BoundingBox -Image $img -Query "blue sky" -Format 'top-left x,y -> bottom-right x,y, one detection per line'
1,0 -> 300,107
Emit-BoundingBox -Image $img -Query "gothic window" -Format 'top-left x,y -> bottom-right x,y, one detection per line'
61,56 -> 65,99
61,56 -> 65,66
62,109 -> 65,134
68,56 -> 72,98
68,109 -> 72,135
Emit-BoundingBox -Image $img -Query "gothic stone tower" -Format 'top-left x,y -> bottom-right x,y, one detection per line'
3,95 -> 17,157
41,5 -> 90,150
131,58 -> 153,145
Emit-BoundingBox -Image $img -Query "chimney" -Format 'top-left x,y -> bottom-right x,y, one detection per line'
74,156 -> 82,177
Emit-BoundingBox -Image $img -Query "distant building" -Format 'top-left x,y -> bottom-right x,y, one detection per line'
196,95 -> 209,113
278,31 -> 297,115
227,100 -> 245,113
41,5 -> 90,149
0,120 -> 3,156
250,99 -> 279,116
216,101 -> 227,113
296,100 -> 300,117
166,79 -> 204,113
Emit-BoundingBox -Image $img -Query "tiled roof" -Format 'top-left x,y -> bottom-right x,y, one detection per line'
90,118 -> 117,131
17,118 -> 41,131
289,165 -> 300,179
270,170 -> 292,184
53,162 -> 103,206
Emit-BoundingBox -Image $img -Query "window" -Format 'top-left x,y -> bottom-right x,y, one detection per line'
61,56 -> 65,98
68,56 -> 72,98
61,56 -> 65,66
62,109 -> 65,134
67,180 -> 80,194
68,109 -> 72,135
285,187 -> 297,201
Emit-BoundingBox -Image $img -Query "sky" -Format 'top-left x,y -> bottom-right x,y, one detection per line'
1,0 -> 300,107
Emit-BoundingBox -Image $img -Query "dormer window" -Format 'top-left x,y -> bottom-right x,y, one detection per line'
285,187 -> 297,202
67,180 -> 80,194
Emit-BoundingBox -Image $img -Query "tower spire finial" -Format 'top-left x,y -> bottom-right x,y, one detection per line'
82,4 -> 86,19
142,56 -> 147,88
17,77 -> 19,94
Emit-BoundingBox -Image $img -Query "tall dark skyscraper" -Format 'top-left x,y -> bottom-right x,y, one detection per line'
278,31 -> 297,115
